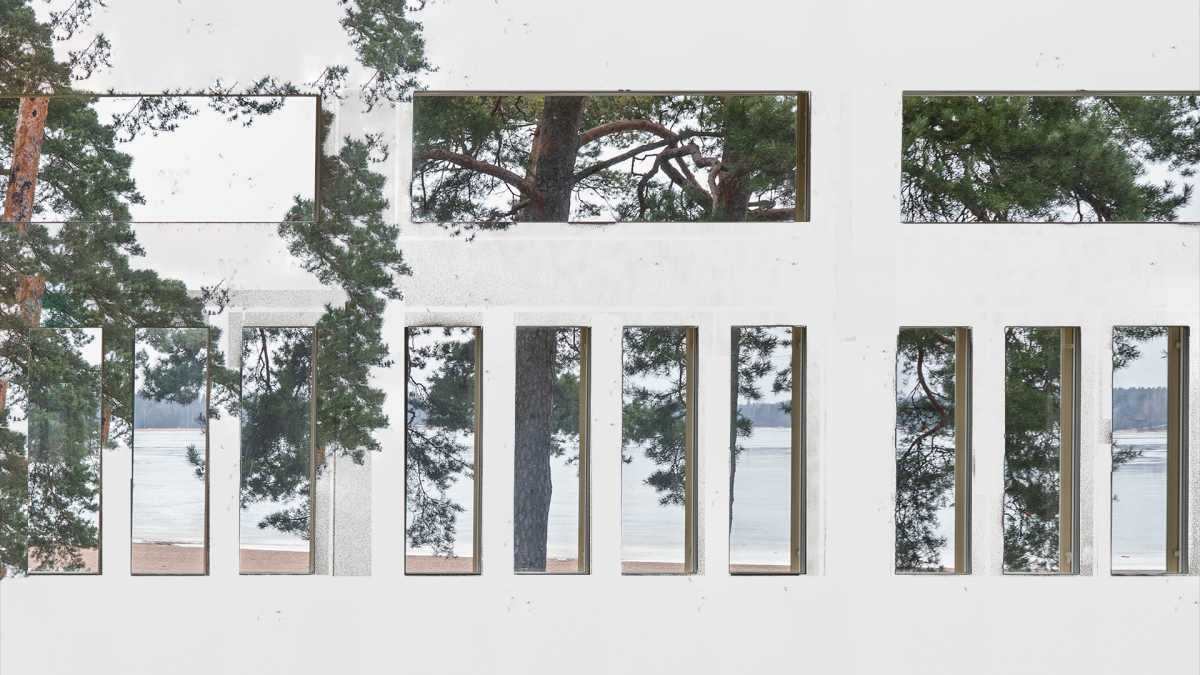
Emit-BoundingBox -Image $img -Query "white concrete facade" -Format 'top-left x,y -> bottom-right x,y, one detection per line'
2,1 -> 1199,672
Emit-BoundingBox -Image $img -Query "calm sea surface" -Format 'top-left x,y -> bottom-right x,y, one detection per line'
132,428 -> 309,551
1112,432 -> 1169,571
133,428 -> 1168,565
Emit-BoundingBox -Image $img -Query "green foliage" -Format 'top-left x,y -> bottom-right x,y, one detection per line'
622,327 -> 690,506
406,328 -> 475,555
337,0 -> 433,108
25,328 -> 99,572
903,96 -> 1200,222
413,95 -> 798,226
1003,327 -> 1063,571
240,328 -> 313,539
894,328 -> 956,571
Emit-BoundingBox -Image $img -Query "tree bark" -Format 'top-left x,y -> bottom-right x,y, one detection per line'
511,97 -> 588,570
4,97 -> 49,230
513,328 -> 557,571
528,96 -> 587,221
5,97 -> 50,330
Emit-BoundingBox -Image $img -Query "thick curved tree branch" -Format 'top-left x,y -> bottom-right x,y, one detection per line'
421,148 -> 545,213
578,119 -> 677,146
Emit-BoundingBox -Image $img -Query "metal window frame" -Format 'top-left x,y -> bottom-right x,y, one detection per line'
578,327 -> 592,574
403,325 -> 483,575
412,92 -> 810,224
236,325 -> 317,576
1166,326 -> 1189,574
728,325 -> 805,576
893,326 -> 971,575
129,326 -> 212,577
1059,327 -> 1081,575
620,325 -> 698,575
21,327 -> 106,576
954,327 -> 973,575
683,326 -> 698,574
510,326 -> 591,575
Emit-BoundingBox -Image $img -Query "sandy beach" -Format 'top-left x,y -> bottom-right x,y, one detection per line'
128,543 -> 310,574
729,564 -> 794,574
27,547 -> 100,574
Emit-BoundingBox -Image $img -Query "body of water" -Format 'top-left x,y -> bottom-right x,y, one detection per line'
132,428 -> 310,552
1112,432 -> 1169,571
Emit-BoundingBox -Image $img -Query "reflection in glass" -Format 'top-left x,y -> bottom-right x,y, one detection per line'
131,327 -> 208,574
413,94 -> 799,224
1,95 -> 317,223
1111,327 -> 1186,573
513,328 -> 588,573
26,328 -> 102,573
902,95 -> 1200,223
406,327 -> 479,574
240,328 -> 313,574
622,327 -> 695,574
729,327 -> 797,573
1004,327 -> 1076,573
895,328 -> 966,573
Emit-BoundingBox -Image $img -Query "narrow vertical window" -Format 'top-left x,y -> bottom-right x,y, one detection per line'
239,327 -> 315,574
729,326 -> 803,574
895,328 -> 972,573
406,327 -> 481,574
131,327 -> 210,575
621,327 -> 697,574
25,328 -> 102,574
1112,326 -> 1189,574
514,327 -> 590,574
1004,327 -> 1079,574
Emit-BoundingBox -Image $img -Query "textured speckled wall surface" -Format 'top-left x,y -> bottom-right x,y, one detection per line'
2,1 -> 1199,673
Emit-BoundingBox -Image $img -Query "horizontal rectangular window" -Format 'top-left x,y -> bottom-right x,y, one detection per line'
895,327 -> 971,574
1,94 -> 317,223
513,327 -> 590,574
902,95 -> 1200,223
1004,327 -> 1079,574
1112,326 -> 1189,574
131,327 -> 210,575
240,327 -> 314,575
406,327 -> 481,574
730,326 -> 803,574
413,93 -> 807,224
622,326 -> 697,574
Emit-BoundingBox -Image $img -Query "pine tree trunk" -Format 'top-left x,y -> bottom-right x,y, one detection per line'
513,328 -> 557,571
511,97 -> 587,569
4,96 -> 49,329
4,97 -> 49,229
529,96 -> 587,221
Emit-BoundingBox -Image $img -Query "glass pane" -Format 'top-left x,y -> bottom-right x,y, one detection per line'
240,328 -> 313,574
514,327 -> 585,573
895,328 -> 959,573
1004,327 -> 1067,573
902,95 -> 1200,223
622,327 -> 690,573
1111,327 -> 1170,572
131,327 -> 208,574
406,327 -> 477,573
413,94 -> 798,223
26,328 -> 102,573
730,327 -> 795,573
2,95 -> 317,223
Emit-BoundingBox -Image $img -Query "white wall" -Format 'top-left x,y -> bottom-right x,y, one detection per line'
2,1 -> 1198,673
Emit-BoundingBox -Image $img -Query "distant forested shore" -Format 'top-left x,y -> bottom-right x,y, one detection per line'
1112,387 -> 1167,431
740,402 -> 791,427
134,397 -> 206,429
